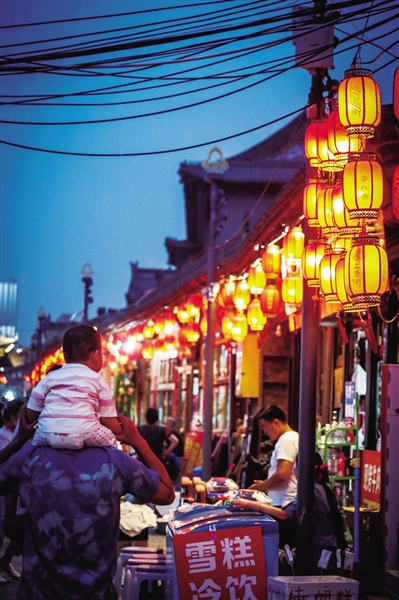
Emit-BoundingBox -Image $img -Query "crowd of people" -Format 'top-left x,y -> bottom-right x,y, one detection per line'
0,324 -> 349,596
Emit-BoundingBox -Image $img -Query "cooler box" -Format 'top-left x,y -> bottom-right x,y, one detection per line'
165,504 -> 279,600
268,576 -> 359,600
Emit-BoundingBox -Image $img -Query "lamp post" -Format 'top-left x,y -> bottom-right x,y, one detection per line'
202,148 -> 228,481
81,263 -> 94,323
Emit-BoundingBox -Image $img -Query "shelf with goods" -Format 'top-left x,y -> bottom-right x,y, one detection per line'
316,424 -> 358,507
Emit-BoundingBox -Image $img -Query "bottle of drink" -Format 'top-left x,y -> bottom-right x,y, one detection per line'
337,451 -> 345,477
331,411 -> 338,443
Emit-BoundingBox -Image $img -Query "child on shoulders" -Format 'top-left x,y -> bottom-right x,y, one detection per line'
27,324 -> 122,449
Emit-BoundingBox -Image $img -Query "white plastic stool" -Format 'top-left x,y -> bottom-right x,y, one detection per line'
113,548 -> 163,597
124,563 -> 167,600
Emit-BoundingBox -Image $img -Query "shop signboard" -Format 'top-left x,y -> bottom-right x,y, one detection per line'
183,431 -> 204,476
173,525 -> 267,600
361,449 -> 381,509
344,381 -> 356,419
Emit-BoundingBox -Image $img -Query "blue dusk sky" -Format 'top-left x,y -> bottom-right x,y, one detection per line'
1,0 -> 398,345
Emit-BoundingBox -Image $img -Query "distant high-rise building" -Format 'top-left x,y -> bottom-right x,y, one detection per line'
0,280 -> 18,340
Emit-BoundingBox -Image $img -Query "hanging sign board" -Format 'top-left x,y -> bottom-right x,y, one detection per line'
361,449 -> 381,509
173,525 -> 267,600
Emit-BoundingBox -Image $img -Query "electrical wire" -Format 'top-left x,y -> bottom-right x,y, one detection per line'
1,14 -> 396,124
0,105 -> 306,156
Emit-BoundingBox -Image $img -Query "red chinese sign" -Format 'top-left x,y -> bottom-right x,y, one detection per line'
173,525 -> 267,600
361,449 -> 381,508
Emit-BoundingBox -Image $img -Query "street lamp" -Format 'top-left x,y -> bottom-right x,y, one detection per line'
81,263 -> 94,323
202,147 -> 228,481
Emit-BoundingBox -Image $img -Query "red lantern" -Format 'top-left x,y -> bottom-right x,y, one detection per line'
282,276 -> 302,306
317,186 -> 337,234
260,284 -> 281,318
344,236 -> 389,309
248,264 -> 266,295
233,280 -> 250,312
247,299 -> 267,331
303,181 -> 325,227
332,183 -> 361,236
282,227 -> 304,262
343,153 -> 383,221
218,280 -> 236,308
317,122 -> 340,172
163,311 -> 177,334
327,110 -> 362,166
319,249 -> 344,303
231,314 -> 248,342
186,295 -> 202,319
185,322 -> 201,344
222,313 -> 234,338
305,122 -> 322,166
143,319 -> 155,339
336,257 -> 358,312
303,240 -> 330,287
262,245 -> 281,279
176,303 -> 189,324
338,68 -> 381,138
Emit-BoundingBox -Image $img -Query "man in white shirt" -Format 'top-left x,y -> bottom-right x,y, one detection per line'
250,405 -> 298,507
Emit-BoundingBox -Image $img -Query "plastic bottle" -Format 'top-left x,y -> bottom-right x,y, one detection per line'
328,449 -> 338,475
331,411 -> 338,443
337,451 -> 346,477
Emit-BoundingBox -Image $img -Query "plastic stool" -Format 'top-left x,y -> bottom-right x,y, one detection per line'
122,558 -> 166,600
124,564 -> 167,600
113,549 -> 163,597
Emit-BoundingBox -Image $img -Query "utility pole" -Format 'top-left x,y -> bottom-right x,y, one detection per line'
81,263 -> 94,323
202,148 -> 228,481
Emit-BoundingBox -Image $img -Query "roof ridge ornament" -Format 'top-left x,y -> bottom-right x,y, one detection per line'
203,147 -> 228,174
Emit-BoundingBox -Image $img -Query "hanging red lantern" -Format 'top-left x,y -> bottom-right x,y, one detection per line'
233,279 -> 250,312
141,341 -> 154,360
185,322 -> 201,344
163,311 -> 177,334
303,181 -> 326,227
317,186 -> 337,234
282,276 -> 302,306
332,183 -> 361,236
248,264 -> 266,294
260,284 -> 281,318
342,153 -> 383,221
153,316 -> 164,335
319,249 -> 345,303
155,338 -> 165,352
247,299 -> 267,331
317,122 -> 340,172
186,295 -> 202,319
218,280 -> 236,308
262,245 -> 281,279
338,68 -> 381,138
163,334 -> 177,352
222,313 -> 235,338
305,122 -> 322,166
303,239 -> 330,287
327,110 -> 362,166
143,319 -> 155,339
176,303 -> 190,324
282,227 -> 304,263
336,257 -> 358,312
231,314 -> 248,342
344,236 -> 389,309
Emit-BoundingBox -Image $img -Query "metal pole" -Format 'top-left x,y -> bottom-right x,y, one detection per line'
352,456 -> 361,580
295,218 -> 319,574
203,182 -> 218,481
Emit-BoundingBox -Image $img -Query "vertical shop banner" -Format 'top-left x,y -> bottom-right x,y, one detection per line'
173,525 -> 267,600
184,431 -> 204,475
361,450 -> 381,508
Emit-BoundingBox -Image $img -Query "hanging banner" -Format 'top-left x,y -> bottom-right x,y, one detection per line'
361,449 -> 381,509
184,431 -> 204,475
173,525 -> 267,600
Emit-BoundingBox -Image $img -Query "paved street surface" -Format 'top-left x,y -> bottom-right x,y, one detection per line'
0,529 -> 167,600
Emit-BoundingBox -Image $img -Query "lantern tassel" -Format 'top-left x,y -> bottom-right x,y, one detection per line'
359,311 -> 378,354
336,312 -> 349,344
